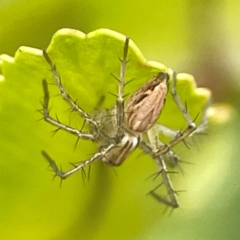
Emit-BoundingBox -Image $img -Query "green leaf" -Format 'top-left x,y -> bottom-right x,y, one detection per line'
0,28 -> 211,240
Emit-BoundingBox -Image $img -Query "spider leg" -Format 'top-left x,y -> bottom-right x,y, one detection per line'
41,143 -> 115,179
140,141 -> 179,208
154,124 -> 180,138
155,73 -> 211,155
115,37 -> 129,136
43,50 -> 99,133
42,79 -> 96,140
171,72 -> 195,126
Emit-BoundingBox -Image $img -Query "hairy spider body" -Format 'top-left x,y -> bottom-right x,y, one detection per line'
41,37 -> 209,208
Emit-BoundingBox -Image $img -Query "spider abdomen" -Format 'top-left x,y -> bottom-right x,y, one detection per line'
125,72 -> 169,133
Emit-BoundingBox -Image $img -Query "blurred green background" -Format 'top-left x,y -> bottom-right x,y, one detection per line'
0,0 -> 239,240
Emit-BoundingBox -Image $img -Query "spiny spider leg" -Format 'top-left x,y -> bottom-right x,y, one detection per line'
171,72 -> 195,127
41,143 -> 115,179
116,37 -> 129,136
140,141 -> 179,208
155,96 -> 211,156
155,163 -> 178,208
43,50 -> 99,132
42,79 -> 96,140
190,96 -> 210,135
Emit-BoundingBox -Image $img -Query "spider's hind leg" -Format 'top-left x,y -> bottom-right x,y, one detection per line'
42,143 -> 116,180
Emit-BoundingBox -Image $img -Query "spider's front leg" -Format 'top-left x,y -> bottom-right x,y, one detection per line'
41,79 -> 97,141
43,50 -> 99,136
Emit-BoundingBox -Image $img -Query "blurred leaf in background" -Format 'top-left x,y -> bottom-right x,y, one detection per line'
0,0 -> 239,240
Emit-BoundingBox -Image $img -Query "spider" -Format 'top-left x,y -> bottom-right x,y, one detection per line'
41,37 -> 209,208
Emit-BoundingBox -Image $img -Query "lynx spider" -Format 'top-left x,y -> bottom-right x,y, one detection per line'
41,37 -> 209,208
